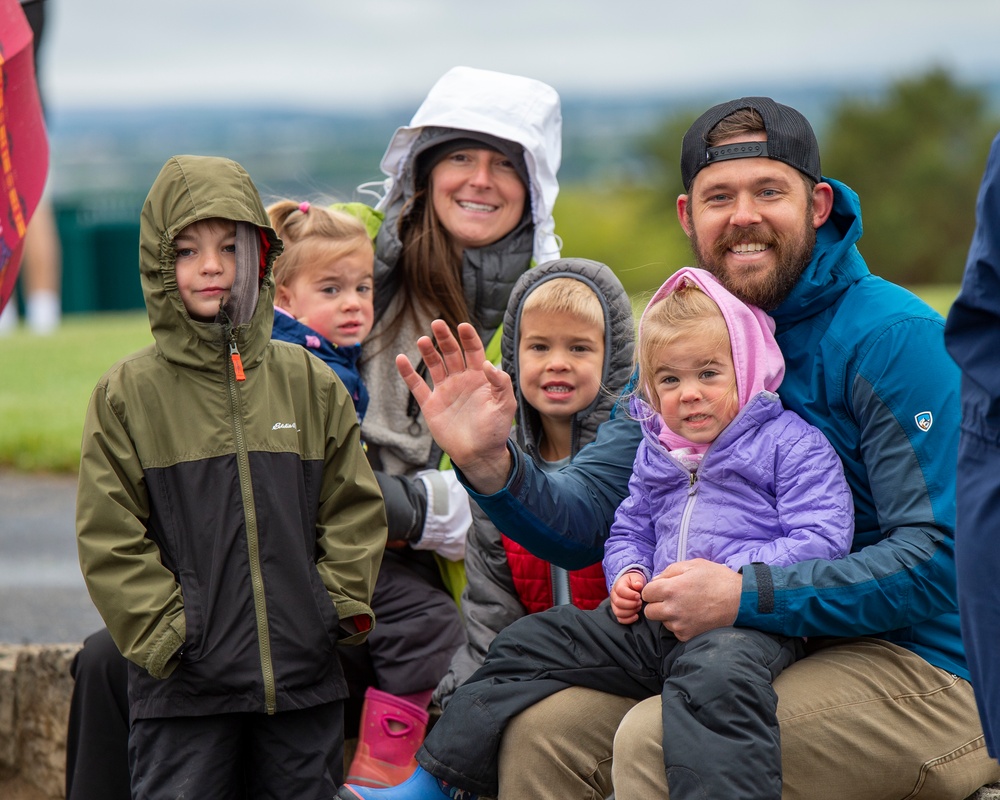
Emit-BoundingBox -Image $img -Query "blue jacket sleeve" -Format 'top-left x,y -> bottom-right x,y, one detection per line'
943,130 -> 1000,746
457,414 -> 642,570
946,132 -> 1000,423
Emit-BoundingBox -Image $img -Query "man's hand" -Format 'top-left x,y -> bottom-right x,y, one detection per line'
610,571 -> 646,624
396,320 -> 516,494
641,558 -> 742,641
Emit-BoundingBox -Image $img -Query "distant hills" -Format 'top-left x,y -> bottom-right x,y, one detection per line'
46,78 -> 1000,205
34,77 -> 1000,315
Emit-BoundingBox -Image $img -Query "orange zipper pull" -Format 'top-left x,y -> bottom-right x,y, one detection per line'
229,341 -> 246,382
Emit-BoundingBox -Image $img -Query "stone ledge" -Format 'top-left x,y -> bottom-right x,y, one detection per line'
0,644 -> 79,800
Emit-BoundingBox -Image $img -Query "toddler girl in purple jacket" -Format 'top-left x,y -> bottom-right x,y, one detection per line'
337,267 -> 854,800
606,267 -> 852,622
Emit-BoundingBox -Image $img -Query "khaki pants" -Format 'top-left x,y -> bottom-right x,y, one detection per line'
497,639 -> 1000,799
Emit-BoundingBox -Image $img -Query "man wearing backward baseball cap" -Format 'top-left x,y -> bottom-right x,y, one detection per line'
389,97 -> 1000,798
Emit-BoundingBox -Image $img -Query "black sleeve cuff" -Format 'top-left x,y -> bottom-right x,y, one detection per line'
750,562 -> 775,614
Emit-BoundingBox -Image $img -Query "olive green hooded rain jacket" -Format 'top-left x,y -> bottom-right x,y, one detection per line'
76,155 -> 386,721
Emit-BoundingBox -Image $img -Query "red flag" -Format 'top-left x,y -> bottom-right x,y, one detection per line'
0,0 -> 49,314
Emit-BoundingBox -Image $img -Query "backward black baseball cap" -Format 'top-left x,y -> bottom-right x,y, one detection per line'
680,97 -> 821,191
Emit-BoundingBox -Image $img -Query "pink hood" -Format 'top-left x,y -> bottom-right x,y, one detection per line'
641,267 -> 785,452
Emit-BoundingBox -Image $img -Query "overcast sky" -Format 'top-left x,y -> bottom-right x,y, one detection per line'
38,1 -> 1000,112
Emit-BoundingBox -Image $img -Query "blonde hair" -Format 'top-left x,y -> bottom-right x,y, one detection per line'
267,200 -> 373,290
521,277 -> 604,334
636,283 -> 732,405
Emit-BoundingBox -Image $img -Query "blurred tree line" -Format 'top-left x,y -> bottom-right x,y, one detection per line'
556,67 -> 999,299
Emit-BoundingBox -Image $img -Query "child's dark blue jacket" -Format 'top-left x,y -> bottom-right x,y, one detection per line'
272,308 -> 369,421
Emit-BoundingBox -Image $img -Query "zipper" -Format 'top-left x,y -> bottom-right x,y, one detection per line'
406,360 -> 427,435
229,340 -> 246,382
676,471 -> 698,562
550,563 -> 571,606
227,328 -> 276,714
669,400 -> 760,561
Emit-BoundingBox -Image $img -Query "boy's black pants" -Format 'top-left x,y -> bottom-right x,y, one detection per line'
418,600 -> 801,799
128,701 -> 344,800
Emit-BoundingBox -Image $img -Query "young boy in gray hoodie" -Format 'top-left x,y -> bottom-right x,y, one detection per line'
433,257 -> 635,709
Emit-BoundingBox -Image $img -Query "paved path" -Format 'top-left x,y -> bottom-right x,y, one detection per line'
0,470 -> 103,645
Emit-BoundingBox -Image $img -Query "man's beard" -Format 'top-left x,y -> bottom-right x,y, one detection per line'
689,206 -> 816,311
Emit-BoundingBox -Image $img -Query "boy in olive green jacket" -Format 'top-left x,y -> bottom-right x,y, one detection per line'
76,155 -> 386,798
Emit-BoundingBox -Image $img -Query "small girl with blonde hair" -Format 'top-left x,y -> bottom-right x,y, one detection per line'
631,274 -> 739,471
268,200 -> 375,418
338,266 -> 855,800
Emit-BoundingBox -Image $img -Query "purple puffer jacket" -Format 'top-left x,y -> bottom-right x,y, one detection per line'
602,393 -> 854,589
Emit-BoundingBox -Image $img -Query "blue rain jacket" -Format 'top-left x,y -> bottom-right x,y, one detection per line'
945,132 -> 1000,753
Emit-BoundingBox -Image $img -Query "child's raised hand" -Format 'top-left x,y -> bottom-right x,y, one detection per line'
610,571 -> 647,624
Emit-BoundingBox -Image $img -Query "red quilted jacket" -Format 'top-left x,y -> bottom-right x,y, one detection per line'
501,535 -> 608,613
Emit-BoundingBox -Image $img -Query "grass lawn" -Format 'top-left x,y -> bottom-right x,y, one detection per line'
0,311 -> 152,473
0,284 -> 959,475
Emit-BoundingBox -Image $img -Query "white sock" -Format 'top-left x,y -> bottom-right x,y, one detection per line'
26,290 -> 60,335
0,301 -> 18,335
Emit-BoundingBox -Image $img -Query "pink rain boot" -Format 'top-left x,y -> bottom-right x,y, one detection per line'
346,687 -> 431,788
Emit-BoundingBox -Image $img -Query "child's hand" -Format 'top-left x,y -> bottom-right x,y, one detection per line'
610,571 -> 646,624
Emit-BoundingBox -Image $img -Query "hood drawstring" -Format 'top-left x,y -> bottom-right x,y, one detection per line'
406,361 -> 429,435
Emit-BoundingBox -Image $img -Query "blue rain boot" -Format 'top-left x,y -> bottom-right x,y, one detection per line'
337,765 -> 478,800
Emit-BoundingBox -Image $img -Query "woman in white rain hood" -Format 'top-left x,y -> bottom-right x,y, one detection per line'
63,66 -> 564,799
362,64 -> 560,476
343,64 -> 563,789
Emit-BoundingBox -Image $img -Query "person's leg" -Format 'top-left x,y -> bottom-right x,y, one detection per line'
347,555 -> 466,786
612,638 -> 1000,800
338,641 -> 378,739
65,628 -> 131,800
609,695 -> 668,797
775,639 -> 1000,799
955,428 -> 1000,757
659,627 -> 800,800
129,714 -> 245,800
246,701 -> 344,799
498,687 -> 636,800
417,603 -> 663,797
0,299 -> 17,333
366,554 -> 466,696
21,194 -> 61,334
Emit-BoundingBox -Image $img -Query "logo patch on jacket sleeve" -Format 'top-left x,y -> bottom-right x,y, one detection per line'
914,411 -> 933,432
